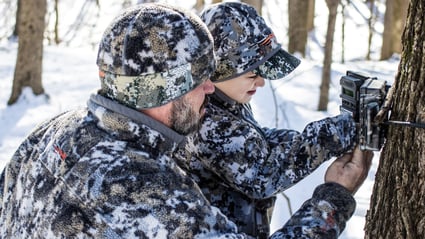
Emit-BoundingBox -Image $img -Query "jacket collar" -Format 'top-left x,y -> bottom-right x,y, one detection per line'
211,87 -> 238,106
88,94 -> 185,149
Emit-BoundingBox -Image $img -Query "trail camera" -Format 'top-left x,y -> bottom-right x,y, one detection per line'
340,71 -> 390,151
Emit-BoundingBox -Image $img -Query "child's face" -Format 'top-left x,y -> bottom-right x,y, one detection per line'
214,72 -> 265,104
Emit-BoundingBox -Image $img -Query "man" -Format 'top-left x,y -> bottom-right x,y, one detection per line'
0,3 -> 372,238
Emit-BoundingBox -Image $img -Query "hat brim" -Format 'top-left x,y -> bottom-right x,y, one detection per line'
254,49 -> 301,80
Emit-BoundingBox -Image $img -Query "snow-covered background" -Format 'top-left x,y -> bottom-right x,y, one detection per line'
0,0 -> 399,238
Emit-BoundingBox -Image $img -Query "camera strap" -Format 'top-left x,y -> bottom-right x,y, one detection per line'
384,120 -> 425,129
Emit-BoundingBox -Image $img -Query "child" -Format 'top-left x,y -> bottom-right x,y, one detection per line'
175,2 -> 357,238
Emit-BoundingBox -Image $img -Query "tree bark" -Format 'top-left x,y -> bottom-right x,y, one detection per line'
318,0 -> 339,111
380,0 -> 408,60
366,0 -> 376,60
242,0 -> 263,14
288,0 -> 309,57
54,0 -> 60,44
307,0 -> 315,31
194,0 -> 205,13
365,0 -> 425,238
8,0 -> 47,105
12,0 -> 21,38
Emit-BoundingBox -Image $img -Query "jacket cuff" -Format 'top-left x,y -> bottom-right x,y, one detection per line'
313,182 -> 356,227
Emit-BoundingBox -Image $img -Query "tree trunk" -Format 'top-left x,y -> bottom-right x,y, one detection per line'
288,0 -> 309,57
380,0 -> 408,60
242,0 -> 263,14
54,0 -> 60,44
365,0 -> 425,238
317,0 -> 339,111
8,0 -> 47,105
194,0 -> 205,13
340,1 -> 346,63
307,0 -> 315,31
366,0 -> 376,60
12,0 -> 21,38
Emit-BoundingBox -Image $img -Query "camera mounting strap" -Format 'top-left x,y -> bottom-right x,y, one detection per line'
384,120 -> 425,129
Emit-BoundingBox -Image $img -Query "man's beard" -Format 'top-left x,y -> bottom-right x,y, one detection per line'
170,96 -> 208,135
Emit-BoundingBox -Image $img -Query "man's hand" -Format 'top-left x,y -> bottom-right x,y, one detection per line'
325,146 -> 374,194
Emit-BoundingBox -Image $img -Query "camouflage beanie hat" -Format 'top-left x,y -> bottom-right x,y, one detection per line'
96,3 -> 216,109
201,2 -> 300,82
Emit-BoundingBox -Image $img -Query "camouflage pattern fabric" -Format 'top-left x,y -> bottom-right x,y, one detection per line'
99,63 -> 194,109
271,183 -> 355,239
200,2 -> 300,82
0,94 -> 242,238
175,88 -> 357,238
96,4 -> 215,109
0,94 -> 355,238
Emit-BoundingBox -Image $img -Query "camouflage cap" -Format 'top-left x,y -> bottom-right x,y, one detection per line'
96,3 -> 216,109
200,2 -> 300,82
